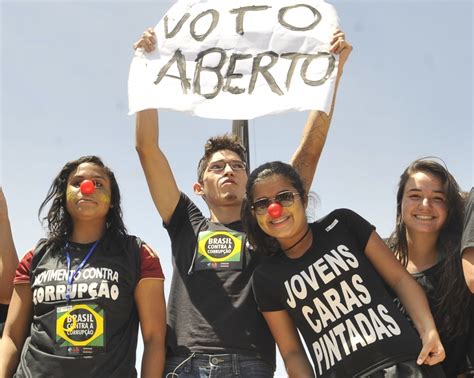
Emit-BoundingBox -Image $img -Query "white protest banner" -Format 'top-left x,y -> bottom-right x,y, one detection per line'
128,0 -> 339,120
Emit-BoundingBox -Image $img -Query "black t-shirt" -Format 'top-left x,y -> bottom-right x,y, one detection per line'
461,188 -> 474,256
164,192 -> 275,367
253,209 -> 421,377
407,262 -> 471,376
461,188 -> 474,372
14,236 -> 149,378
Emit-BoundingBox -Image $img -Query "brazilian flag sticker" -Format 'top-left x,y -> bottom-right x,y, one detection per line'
195,230 -> 244,271
56,304 -> 105,353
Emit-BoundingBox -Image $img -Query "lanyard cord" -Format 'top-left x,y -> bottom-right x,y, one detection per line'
65,240 -> 99,305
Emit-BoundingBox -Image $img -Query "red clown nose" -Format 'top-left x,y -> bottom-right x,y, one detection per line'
80,180 -> 95,195
267,202 -> 283,218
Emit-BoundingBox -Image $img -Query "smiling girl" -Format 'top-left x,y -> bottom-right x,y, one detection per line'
388,159 -> 473,377
242,161 -> 445,377
0,156 -> 166,378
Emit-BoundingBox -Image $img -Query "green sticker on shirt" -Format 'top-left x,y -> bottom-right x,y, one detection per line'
195,230 -> 244,271
55,304 -> 105,355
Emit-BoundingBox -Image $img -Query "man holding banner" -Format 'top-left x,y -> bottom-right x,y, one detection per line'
132,0 -> 351,376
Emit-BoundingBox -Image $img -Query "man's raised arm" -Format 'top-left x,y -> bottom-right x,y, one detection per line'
135,109 -> 180,225
291,30 -> 352,193
134,29 -> 181,224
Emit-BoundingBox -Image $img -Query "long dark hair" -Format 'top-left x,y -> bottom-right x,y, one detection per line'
242,161 -> 306,256
38,156 -> 127,251
388,158 -> 468,338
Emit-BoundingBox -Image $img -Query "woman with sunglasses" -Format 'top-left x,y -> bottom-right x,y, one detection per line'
242,161 -> 445,377
0,156 -> 166,377
387,159 -> 473,377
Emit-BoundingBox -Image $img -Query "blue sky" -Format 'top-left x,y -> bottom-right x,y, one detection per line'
1,0 -> 472,375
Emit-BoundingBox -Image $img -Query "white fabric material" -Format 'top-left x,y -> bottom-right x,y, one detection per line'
128,0 -> 339,119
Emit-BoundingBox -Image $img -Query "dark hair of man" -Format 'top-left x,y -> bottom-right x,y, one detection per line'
196,134 -> 248,183
387,158 -> 469,339
38,155 -> 127,253
242,161 -> 306,256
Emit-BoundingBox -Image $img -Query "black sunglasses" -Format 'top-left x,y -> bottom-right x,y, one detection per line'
251,191 -> 301,215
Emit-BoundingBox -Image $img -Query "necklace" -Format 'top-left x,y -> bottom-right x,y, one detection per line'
283,227 -> 311,252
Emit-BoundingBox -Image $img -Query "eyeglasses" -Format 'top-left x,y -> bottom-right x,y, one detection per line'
251,191 -> 301,215
207,160 -> 247,172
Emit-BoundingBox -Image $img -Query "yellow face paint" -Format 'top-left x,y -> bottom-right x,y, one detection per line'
66,187 -> 76,202
96,191 -> 111,205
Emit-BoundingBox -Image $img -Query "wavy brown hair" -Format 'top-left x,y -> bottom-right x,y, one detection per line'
388,158 -> 468,339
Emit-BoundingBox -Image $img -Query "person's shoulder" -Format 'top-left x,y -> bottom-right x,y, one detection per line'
332,208 -> 361,217
122,234 -> 158,255
314,208 -> 357,227
29,238 -> 51,264
180,191 -> 192,203
124,234 -> 141,242
15,246 -> 38,283
167,191 -> 205,230
180,191 -> 202,207
135,238 -> 160,260
177,191 -> 204,216
20,248 -> 36,263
